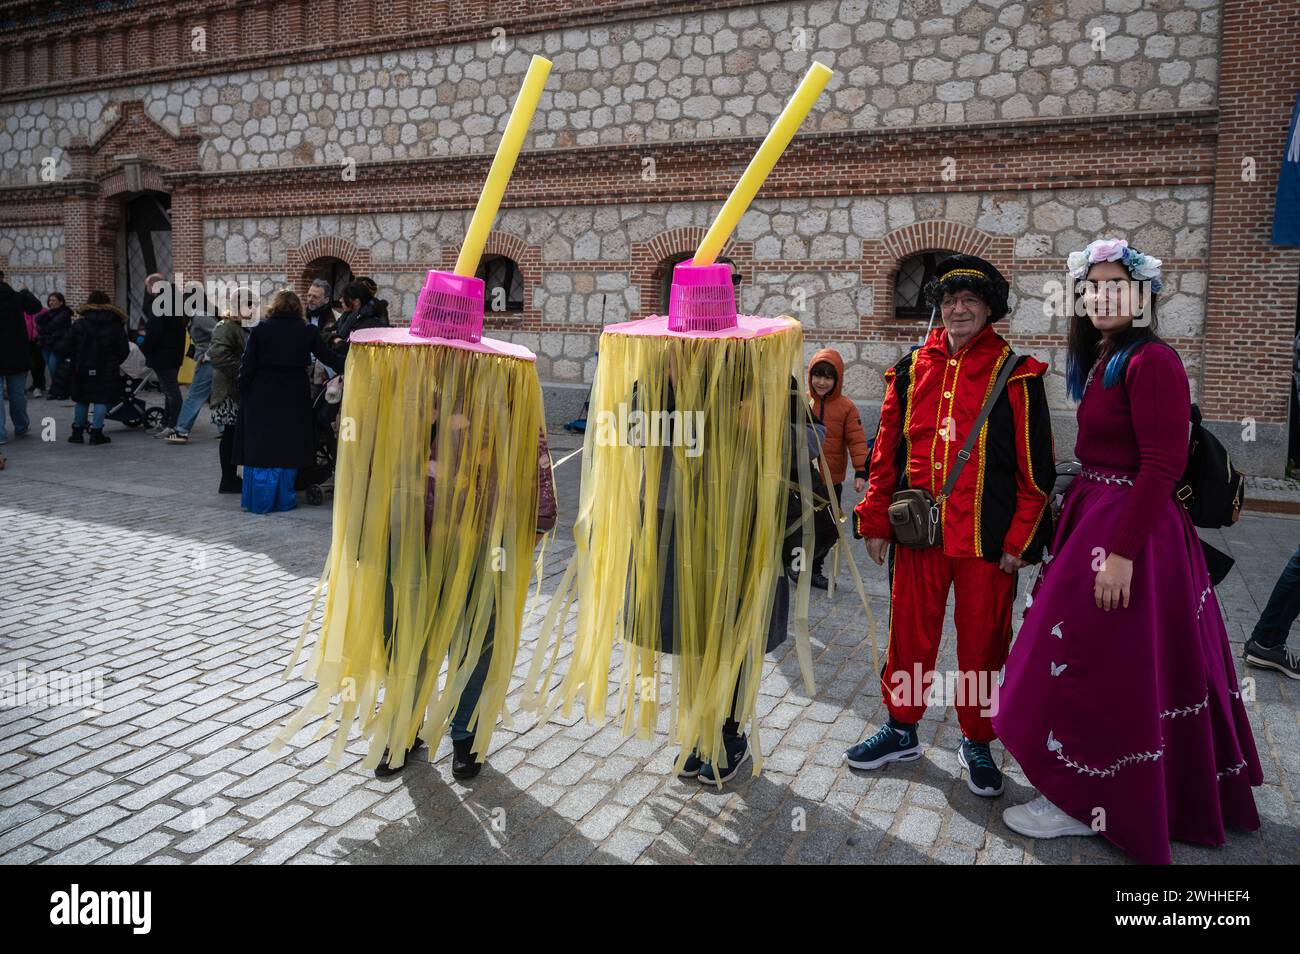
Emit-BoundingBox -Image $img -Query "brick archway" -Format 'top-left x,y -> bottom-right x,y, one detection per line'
436,232 -> 538,332
634,227 -> 753,316
439,231 -> 541,330
862,222 -> 1013,332
288,236 -> 372,295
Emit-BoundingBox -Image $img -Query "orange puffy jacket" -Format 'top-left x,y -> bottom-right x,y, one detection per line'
807,347 -> 869,486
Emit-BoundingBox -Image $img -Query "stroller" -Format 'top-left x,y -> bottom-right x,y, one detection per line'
301,377 -> 340,506
106,367 -> 165,431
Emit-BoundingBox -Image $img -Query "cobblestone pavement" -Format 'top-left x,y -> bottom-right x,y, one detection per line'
1,394 -> 1297,865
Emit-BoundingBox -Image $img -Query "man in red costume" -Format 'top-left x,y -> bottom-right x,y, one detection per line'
847,254 -> 1056,797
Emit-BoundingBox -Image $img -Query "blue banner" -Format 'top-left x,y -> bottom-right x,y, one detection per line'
1273,91 -> 1300,246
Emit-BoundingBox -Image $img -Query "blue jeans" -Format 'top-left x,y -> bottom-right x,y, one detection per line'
1252,544 -> 1300,648
42,348 -> 60,382
450,619 -> 495,742
0,372 -> 29,442
73,403 -> 107,430
175,360 -> 213,436
382,568 -> 495,743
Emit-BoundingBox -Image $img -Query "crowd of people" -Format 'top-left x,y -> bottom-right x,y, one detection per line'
2,242 -> 1299,864
0,269 -> 390,510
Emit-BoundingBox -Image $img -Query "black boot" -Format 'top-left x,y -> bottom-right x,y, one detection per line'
218,428 -> 241,493
452,736 -> 482,780
67,425 -> 84,444
88,428 -> 110,445
374,736 -> 425,778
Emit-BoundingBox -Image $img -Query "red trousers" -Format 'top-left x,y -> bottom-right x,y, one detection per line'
881,546 -> 1016,743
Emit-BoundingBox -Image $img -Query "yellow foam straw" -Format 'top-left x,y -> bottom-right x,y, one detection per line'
454,54 -> 553,277
693,62 -> 833,266
523,324 -> 816,777
272,343 -> 548,769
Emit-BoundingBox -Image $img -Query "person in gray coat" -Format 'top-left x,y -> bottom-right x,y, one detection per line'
166,298 -> 219,444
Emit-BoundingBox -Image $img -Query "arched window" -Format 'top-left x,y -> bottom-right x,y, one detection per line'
658,253 -> 742,314
477,255 -> 525,313
303,256 -> 353,308
893,249 -> 959,320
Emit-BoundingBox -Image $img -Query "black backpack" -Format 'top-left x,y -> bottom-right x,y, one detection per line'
1176,404 -> 1245,529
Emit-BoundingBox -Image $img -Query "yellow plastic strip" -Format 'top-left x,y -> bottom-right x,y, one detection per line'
273,342 -> 547,768
525,324 -> 815,775
454,55 -> 553,276
693,62 -> 833,266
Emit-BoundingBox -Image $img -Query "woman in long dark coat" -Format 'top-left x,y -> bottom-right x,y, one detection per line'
56,291 -> 130,445
234,289 -> 343,513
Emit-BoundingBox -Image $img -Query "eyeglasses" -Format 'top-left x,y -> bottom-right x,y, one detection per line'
940,295 -> 984,313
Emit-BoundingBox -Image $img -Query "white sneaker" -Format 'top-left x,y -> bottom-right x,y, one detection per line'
1002,794 -> 1097,839
154,427 -> 176,439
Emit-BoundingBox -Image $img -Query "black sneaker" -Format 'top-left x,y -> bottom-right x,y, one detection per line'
1244,637 -> 1300,681
957,738 -> 1004,797
810,571 -> 830,590
374,736 -> 425,778
698,734 -> 751,786
677,749 -> 704,779
451,736 -> 482,780
845,721 -> 920,769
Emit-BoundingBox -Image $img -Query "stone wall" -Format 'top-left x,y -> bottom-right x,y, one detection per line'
1,0 -> 1222,186
0,224 -> 65,298
206,181 -> 1211,411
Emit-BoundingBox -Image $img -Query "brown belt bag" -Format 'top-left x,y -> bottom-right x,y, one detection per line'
887,354 -> 1018,549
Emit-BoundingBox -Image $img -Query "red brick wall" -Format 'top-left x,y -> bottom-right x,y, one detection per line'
1202,0 -> 1300,427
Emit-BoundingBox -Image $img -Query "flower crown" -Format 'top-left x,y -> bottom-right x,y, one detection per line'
1066,238 -> 1164,294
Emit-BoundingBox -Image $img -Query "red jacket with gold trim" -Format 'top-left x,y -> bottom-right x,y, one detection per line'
854,323 -> 1056,564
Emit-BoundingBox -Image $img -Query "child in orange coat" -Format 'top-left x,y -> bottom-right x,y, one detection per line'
807,347 -> 869,588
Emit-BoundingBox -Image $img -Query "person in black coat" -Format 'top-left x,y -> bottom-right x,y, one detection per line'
56,291 -> 130,445
234,289 -> 344,513
328,280 -> 390,362
138,273 -> 186,432
36,292 -> 73,394
0,274 -> 41,444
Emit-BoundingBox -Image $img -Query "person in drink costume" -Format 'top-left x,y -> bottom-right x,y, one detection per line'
849,255 -> 1056,798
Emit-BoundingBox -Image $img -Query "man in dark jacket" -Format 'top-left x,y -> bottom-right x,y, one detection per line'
138,272 -> 186,434
0,273 -> 42,444
56,291 -> 130,445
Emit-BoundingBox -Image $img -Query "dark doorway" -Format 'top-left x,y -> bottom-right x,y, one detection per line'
117,191 -> 171,327
303,256 -> 353,309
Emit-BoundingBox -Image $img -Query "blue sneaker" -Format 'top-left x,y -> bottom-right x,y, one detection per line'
845,721 -> 920,769
698,734 -> 751,786
957,738 -> 1004,797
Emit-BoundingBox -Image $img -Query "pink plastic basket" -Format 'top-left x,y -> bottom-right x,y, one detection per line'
666,262 -> 738,332
409,270 -> 485,342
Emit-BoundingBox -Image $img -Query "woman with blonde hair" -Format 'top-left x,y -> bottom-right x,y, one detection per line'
234,288 -> 342,513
